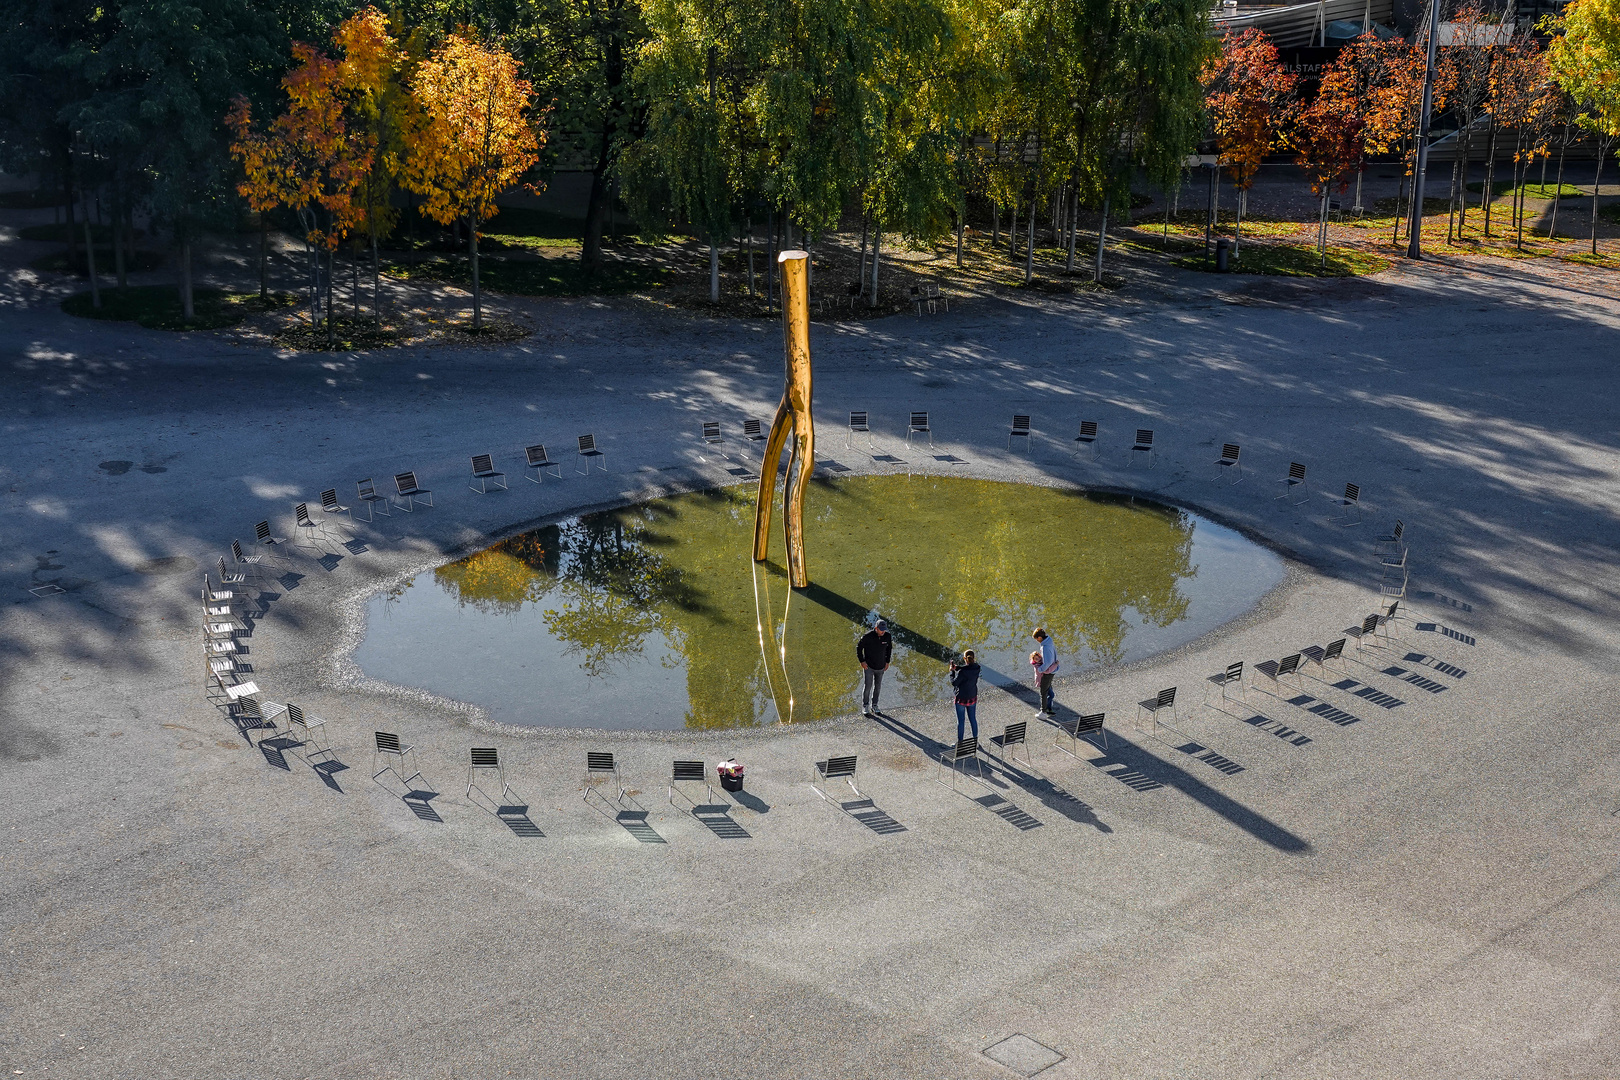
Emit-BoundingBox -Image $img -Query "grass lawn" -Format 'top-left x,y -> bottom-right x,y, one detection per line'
1173,242 -> 1390,277
386,253 -> 667,296
1465,180 -> 1585,199
1560,250 -> 1620,269
61,286 -> 298,330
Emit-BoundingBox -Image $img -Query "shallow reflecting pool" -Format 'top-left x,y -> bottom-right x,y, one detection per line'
355,476 -> 1285,730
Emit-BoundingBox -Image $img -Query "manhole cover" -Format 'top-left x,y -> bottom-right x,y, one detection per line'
982,1034 -> 1065,1077
135,556 -> 198,576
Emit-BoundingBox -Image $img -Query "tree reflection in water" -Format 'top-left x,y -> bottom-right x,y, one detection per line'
428,477 -> 1214,729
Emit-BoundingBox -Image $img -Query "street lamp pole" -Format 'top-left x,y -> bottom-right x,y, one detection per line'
1406,0 -> 1443,258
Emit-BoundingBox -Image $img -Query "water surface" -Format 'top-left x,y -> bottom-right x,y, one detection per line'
355,476 -> 1284,729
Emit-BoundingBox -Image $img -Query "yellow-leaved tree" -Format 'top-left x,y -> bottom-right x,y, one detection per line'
1547,0 -> 1620,254
402,32 -> 544,329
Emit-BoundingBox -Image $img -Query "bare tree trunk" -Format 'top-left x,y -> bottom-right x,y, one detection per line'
1092,196 -> 1109,283
1393,146 -> 1409,245
955,213 -> 963,267
82,190 -> 100,309
708,235 -> 719,302
469,213 -> 482,329
1235,188 -> 1246,260
372,229 -> 381,326
326,245 -> 336,345
869,225 -> 881,307
765,206 -> 775,309
1550,126 -> 1569,238
1023,201 -> 1035,284
1591,146 -> 1606,256
1482,118 -> 1499,237
114,206 -> 127,289
259,219 -> 268,300
1319,189 -> 1330,267
180,242 -> 194,321
858,216 -> 868,288
1065,186 -> 1078,271
991,201 -> 999,246
745,219 -> 755,296
352,253 -> 359,318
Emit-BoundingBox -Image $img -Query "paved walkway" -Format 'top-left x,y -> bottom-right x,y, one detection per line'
3,254 -> 1619,1079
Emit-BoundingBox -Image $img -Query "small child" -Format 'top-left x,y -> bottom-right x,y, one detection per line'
1029,650 -> 1043,676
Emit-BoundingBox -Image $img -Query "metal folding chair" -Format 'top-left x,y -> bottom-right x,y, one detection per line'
847,411 -> 874,450
393,471 -> 433,511
1213,443 -> 1242,483
1135,686 -> 1177,734
467,747 -> 516,802
906,411 -> 933,448
1008,414 -> 1032,453
1251,654 -> 1302,695
668,760 -> 718,807
525,444 -> 562,482
1344,613 -> 1383,653
1204,661 -> 1245,706
700,421 -> 723,447
230,538 -> 273,580
292,502 -> 331,551
576,434 -> 607,474
320,488 -> 352,527
938,737 -> 985,789
254,519 -> 290,561
1073,420 -> 1099,459
468,454 -> 507,493
995,721 -> 1031,766
1129,429 -> 1156,468
1301,638 -> 1347,678
811,755 -> 860,802
583,751 -> 627,803
373,730 -> 422,785
355,478 -> 391,520
1333,482 -> 1362,526
1276,461 -> 1308,502
1054,712 -> 1107,756
217,555 -> 248,591
1376,519 -> 1406,557
743,419 -> 766,441
283,703 -> 334,762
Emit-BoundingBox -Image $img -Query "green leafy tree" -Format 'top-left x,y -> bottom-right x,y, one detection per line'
1546,0 -> 1620,254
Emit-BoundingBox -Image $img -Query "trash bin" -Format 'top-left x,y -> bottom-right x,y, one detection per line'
718,758 -> 744,791
1215,238 -> 1231,273
720,773 -> 743,792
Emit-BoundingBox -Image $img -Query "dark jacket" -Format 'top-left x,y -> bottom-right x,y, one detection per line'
856,629 -> 892,668
949,662 -> 981,703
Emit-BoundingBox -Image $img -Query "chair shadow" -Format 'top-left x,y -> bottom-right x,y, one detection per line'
257,736 -> 295,771
838,796 -> 907,835
277,572 -> 304,591
343,538 -> 370,555
470,781 -> 544,837
614,809 -> 666,844
317,553 -> 343,572
971,791 -> 1043,831
402,789 -> 444,822
312,758 -> 349,793
692,803 -> 751,839
498,806 -> 544,838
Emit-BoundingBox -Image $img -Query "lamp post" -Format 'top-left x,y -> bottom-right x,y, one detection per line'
1406,0 -> 1443,258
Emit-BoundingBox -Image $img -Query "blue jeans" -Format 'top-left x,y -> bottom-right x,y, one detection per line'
955,701 -> 978,744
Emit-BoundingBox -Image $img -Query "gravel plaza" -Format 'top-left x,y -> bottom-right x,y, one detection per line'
3,253 -> 1619,1079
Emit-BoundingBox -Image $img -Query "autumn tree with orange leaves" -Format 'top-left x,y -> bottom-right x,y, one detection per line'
1203,29 -> 1297,259
1288,52 -> 1364,266
402,32 -> 544,331
228,42 -> 375,345
334,8 -> 420,322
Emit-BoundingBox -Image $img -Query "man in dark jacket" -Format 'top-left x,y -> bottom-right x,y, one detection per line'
856,620 -> 893,717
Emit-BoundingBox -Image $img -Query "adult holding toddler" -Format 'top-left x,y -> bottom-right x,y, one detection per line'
949,650 -> 981,743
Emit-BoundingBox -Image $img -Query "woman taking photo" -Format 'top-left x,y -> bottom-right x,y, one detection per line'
948,650 -> 981,744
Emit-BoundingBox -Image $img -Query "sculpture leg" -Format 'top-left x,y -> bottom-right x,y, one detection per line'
752,394 -> 793,563
784,417 -> 813,588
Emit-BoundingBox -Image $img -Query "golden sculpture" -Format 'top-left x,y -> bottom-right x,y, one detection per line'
753,249 -> 814,588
